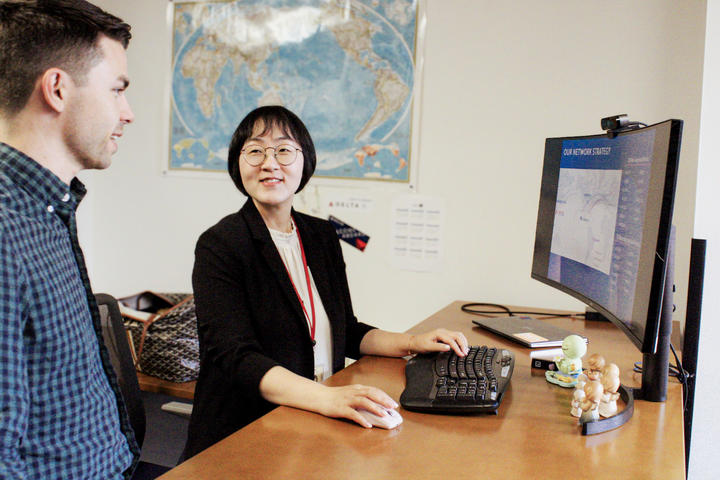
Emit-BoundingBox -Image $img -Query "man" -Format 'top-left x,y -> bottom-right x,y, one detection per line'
0,1 -> 138,478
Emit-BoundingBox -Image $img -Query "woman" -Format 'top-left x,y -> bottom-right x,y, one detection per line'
184,106 -> 468,457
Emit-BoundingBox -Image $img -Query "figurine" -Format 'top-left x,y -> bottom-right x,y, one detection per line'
545,334 -> 587,387
576,353 -> 605,390
570,387 -> 585,417
579,380 -> 604,424
599,363 -> 621,418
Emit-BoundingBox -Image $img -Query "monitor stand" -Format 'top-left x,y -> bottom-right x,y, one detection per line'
634,285 -> 671,402
634,226 -> 674,403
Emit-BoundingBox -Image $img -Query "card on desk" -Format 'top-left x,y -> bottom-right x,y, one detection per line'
471,315 -> 586,348
529,348 -> 562,370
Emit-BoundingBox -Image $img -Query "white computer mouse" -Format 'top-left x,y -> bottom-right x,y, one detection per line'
357,408 -> 403,429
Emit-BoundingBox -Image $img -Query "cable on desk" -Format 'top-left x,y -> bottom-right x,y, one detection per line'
460,302 -> 584,318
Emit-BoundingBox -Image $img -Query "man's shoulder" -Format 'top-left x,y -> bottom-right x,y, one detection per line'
1,175 -> 40,225
0,179 -> 26,266
0,176 -> 21,224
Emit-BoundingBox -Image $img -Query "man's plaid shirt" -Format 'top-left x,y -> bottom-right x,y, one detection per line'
0,142 -> 139,479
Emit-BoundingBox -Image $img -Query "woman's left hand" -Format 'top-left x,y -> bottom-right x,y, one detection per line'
409,328 -> 469,357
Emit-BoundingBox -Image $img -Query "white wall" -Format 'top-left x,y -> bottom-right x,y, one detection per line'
688,2 -> 720,478
82,0 -> 711,470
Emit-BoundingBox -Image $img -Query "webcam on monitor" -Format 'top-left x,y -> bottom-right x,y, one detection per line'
600,114 -> 630,131
601,114 -> 647,138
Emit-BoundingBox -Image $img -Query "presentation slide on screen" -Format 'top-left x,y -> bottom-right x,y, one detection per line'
548,130 -> 655,324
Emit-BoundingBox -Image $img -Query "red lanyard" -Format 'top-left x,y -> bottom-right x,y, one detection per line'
283,218 -> 316,345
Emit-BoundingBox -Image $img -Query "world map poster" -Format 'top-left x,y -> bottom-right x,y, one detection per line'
169,0 -> 420,182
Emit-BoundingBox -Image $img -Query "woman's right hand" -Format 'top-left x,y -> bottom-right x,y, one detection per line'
260,366 -> 398,428
316,383 -> 398,428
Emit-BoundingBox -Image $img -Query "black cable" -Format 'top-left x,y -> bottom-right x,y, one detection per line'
632,345 -> 688,382
461,303 -> 512,315
460,302 -> 583,318
632,343 -> 691,408
670,343 -> 691,411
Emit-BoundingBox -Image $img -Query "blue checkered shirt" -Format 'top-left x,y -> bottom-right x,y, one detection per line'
0,142 -> 139,479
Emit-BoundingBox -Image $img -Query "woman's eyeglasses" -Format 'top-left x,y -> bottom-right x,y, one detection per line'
241,144 -> 302,166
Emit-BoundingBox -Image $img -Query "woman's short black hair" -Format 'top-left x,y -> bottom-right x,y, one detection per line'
228,105 -> 317,196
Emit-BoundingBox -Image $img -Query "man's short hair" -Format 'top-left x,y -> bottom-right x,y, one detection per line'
0,0 -> 131,115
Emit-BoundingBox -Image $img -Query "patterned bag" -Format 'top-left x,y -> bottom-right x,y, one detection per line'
118,291 -> 199,382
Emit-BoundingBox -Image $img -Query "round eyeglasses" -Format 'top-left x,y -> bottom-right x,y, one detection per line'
241,144 -> 302,166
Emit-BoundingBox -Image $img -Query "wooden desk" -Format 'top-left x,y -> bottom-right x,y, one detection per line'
137,372 -> 195,400
159,301 -> 684,479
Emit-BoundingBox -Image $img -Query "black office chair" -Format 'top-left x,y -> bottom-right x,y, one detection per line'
96,293 -> 172,480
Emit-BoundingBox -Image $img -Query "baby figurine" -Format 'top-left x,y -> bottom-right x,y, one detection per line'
579,380 -> 604,424
546,334 -> 587,388
599,363 -> 621,418
576,353 -> 605,390
570,387 -> 585,417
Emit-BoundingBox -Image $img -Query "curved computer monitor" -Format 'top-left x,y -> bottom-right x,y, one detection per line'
531,119 -> 682,358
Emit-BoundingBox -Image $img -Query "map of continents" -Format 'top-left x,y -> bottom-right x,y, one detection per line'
170,0 -> 418,181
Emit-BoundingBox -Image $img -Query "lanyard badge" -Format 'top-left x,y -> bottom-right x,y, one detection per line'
283,218 -> 317,345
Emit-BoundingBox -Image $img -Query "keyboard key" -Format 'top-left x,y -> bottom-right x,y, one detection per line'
449,356 -> 458,378
435,351 -> 450,377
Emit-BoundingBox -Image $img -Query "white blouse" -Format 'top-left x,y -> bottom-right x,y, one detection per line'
268,225 -> 333,382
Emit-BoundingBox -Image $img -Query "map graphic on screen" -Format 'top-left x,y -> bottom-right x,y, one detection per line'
551,168 -> 622,275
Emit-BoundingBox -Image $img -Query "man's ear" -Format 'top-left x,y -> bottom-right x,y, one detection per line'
39,68 -> 72,114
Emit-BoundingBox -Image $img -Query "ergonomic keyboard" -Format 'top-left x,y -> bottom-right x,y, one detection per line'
400,346 -> 515,414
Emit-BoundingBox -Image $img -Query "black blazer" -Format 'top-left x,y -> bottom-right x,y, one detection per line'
184,200 -> 375,458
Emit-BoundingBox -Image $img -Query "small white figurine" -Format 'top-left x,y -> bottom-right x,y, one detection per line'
576,353 -> 605,390
579,380 -> 604,425
599,363 -> 621,418
570,387 -> 585,417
